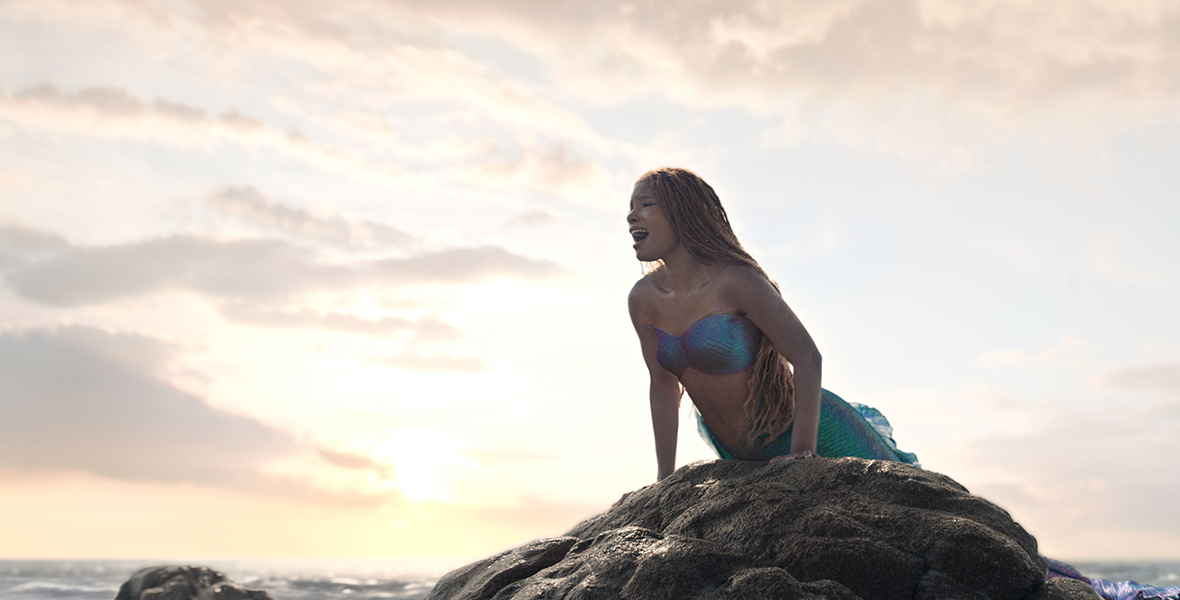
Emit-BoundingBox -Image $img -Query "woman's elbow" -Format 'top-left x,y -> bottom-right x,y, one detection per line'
650,369 -> 681,394
805,346 -> 822,371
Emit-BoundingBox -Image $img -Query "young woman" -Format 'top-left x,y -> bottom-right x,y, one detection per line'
626,171 -> 1180,600
627,167 -> 917,480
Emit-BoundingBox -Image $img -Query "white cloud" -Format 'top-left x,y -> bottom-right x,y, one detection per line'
0,224 -> 69,269
0,326 -> 287,484
0,324 -> 434,506
22,1 -> 1176,179
453,140 -> 621,208
219,301 -> 460,341
209,186 -> 417,251
508,206 -> 561,227
0,77 -> 628,209
12,1 -> 1180,164
949,403 -> 1180,555
371,353 -> 484,373
977,337 -> 1091,368
0,168 -> 29,189
880,382 -> 1180,558
0,83 -> 417,187
1091,361 -> 1180,396
391,0 -> 1180,161
0,226 -> 561,306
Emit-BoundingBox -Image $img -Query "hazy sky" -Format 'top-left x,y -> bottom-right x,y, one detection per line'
2,0 -> 1179,561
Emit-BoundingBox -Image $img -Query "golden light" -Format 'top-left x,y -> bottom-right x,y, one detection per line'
373,429 -> 474,504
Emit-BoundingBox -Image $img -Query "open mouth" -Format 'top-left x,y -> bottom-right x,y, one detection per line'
630,229 -> 649,242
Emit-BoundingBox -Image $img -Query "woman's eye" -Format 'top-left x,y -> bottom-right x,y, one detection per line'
643,202 -> 655,207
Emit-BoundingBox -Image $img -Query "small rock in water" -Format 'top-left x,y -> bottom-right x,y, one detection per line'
115,565 -> 272,600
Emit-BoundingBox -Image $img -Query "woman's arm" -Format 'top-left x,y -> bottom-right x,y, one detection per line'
629,280 -> 683,480
649,369 -> 681,479
724,267 -> 822,458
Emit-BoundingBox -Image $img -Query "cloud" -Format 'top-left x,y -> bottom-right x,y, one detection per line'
0,83 -> 413,187
508,207 -> 561,227
0,225 -> 548,371
473,494 -> 603,534
153,97 -> 207,121
315,445 -> 393,478
1091,361 -> 1180,396
977,337 -> 1090,368
635,1 -> 1179,160
0,325 -> 295,484
455,141 -> 619,207
4,234 -> 339,305
0,78 -> 624,208
13,2 -> 1180,159
368,246 -> 561,283
951,402 -> 1180,537
0,325 -> 409,505
0,224 -> 69,269
0,169 -> 31,191
220,301 -> 461,341
3,3 -> 633,205
372,353 -> 484,373
462,448 -> 558,466
199,3 -> 1180,161
547,2 -> 1179,109
0,226 -> 560,306
209,186 -> 417,251
156,0 -> 1178,162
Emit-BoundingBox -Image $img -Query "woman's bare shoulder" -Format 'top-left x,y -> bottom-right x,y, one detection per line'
629,267 -> 667,299
713,263 -> 781,304
628,268 -> 663,318
713,262 -> 773,288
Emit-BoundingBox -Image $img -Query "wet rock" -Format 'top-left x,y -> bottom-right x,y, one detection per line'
1031,578 -> 1104,600
427,458 -> 1098,600
115,565 -> 271,600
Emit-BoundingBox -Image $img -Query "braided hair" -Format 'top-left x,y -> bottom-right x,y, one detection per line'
638,167 -> 795,447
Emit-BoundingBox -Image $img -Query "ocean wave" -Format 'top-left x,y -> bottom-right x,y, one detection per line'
263,575 -> 429,600
3,579 -> 118,597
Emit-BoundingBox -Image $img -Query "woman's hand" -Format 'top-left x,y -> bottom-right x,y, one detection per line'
768,449 -> 819,465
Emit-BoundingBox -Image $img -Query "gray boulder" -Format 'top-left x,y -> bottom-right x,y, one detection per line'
427,458 -> 1101,600
115,565 -> 271,600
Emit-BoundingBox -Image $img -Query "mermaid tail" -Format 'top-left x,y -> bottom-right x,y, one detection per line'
695,388 -> 920,464
696,391 -> 1177,600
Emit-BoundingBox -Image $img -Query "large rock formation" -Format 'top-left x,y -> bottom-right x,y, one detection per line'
115,565 -> 272,600
427,458 -> 1101,600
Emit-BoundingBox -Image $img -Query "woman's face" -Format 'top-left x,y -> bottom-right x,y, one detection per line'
627,178 -> 679,262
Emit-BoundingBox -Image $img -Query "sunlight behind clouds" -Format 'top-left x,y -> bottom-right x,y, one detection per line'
2,0 -> 1179,560
370,429 -> 474,504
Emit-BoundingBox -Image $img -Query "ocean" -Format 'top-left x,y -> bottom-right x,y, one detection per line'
1,558 -> 1177,599
0,559 -> 468,600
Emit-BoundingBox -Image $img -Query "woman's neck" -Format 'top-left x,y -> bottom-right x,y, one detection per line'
658,246 -> 714,295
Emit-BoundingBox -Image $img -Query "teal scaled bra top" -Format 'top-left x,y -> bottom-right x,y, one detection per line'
653,313 -> 762,377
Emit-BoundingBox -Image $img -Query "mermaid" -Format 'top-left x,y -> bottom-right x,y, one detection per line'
628,167 -> 916,479
626,167 -> 1177,600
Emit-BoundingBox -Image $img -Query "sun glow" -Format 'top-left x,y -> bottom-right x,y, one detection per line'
374,429 -> 473,503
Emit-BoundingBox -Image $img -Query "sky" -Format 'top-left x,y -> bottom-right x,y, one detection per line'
1,0 -> 1179,562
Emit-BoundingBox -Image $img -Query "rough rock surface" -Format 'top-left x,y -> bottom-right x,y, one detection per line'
427,458 -> 1102,600
115,565 -> 272,600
